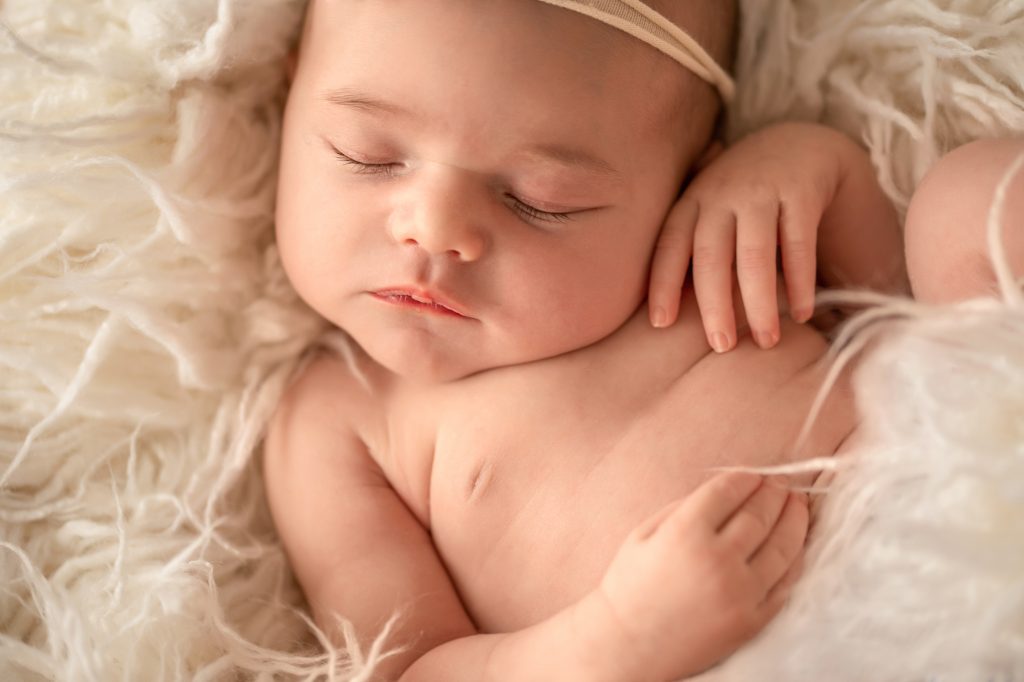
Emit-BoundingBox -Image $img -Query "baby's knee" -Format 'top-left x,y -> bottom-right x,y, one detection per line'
904,138 -> 1024,303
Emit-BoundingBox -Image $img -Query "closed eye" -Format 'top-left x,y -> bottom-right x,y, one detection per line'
505,195 -> 573,224
332,145 -> 579,224
332,148 -> 400,177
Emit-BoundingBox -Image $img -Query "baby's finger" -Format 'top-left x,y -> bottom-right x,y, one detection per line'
631,497 -> 687,542
748,492 -> 809,594
755,550 -> 805,625
779,192 -> 821,324
692,208 -> 738,353
672,471 -> 763,534
735,202 -> 780,349
649,197 -> 699,328
760,548 -> 805,612
716,476 -> 790,558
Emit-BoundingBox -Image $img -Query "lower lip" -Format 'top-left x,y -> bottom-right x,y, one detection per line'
372,292 -> 466,318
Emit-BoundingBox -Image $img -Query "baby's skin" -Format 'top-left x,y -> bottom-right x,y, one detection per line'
264,1 -> 910,680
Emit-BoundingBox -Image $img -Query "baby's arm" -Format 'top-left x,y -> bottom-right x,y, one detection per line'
264,355 -> 807,681
263,354 -> 632,681
813,124 -> 908,295
649,122 -> 907,351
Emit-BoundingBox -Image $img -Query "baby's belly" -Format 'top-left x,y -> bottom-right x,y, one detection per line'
426,316 -> 855,634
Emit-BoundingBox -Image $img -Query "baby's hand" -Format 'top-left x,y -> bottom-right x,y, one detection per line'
648,123 -> 846,351
595,472 -> 808,680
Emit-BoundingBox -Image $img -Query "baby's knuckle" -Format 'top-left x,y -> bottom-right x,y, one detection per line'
666,198 -> 697,222
653,230 -> 690,253
781,238 -> 814,260
694,174 -> 730,195
720,534 -> 749,561
658,514 -> 691,543
721,603 -> 760,636
696,305 -> 728,324
761,545 -> 790,578
762,591 -> 788,619
715,473 -> 749,499
785,183 -> 819,209
705,563 -> 739,598
691,246 -> 728,272
735,245 -> 773,271
805,174 -> 835,206
752,516 -> 778,546
779,530 -> 805,561
790,498 -> 810,529
743,182 -> 780,207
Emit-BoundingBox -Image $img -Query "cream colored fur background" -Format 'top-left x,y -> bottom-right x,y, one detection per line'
0,0 -> 1021,680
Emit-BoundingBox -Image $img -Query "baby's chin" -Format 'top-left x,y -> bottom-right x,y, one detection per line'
342,306 -> 623,384
354,330 -> 501,385
381,355 -> 479,385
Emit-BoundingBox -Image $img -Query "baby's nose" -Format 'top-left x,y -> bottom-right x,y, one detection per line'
388,171 -> 487,262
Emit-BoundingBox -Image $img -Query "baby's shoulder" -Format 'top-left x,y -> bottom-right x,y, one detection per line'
272,334 -> 389,445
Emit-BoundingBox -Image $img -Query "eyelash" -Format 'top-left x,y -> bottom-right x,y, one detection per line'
509,201 -> 572,224
332,149 -> 574,224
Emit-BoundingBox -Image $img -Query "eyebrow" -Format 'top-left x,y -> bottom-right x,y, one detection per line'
321,87 -> 413,118
520,143 -> 621,179
320,87 -> 622,179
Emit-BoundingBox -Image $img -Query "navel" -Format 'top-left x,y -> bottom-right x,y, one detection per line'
465,458 -> 496,504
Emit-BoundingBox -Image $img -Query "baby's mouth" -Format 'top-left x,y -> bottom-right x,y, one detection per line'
372,288 -> 467,318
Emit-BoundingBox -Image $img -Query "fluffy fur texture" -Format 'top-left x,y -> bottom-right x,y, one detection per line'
0,0 -> 1021,679
729,0 -> 1024,217
699,163 -> 1024,681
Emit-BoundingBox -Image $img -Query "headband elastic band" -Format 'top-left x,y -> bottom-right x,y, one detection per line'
535,0 -> 735,102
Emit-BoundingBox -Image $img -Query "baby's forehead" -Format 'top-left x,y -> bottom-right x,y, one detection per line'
305,1 -> 704,103
299,0 -> 719,161
303,0 -> 715,66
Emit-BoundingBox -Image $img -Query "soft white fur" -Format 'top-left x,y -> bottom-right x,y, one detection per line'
0,0 -> 1021,680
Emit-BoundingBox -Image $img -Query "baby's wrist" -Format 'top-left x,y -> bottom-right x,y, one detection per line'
482,590 -> 648,682
568,590 -> 654,682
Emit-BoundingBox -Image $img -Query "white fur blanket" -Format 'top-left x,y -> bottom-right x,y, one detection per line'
1,0 -> 1022,679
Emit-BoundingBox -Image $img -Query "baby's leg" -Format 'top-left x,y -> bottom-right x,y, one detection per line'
904,138 -> 1024,303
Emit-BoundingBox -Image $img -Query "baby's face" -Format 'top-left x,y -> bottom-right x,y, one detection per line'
277,0 -> 713,382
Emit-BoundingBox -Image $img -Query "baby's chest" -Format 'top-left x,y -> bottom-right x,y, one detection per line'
417,354 -> 847,633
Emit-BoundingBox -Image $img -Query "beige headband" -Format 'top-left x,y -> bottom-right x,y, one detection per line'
535,0 -> 735,102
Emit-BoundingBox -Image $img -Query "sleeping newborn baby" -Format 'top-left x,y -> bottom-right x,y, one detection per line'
264,0 -> 909,679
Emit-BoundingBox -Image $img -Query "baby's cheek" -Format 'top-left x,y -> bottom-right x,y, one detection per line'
275,183 -> 344,311
275,196 -> 339,310
275,174 -> 317,294
275,220 -> 319,306
539,254 -> 646,341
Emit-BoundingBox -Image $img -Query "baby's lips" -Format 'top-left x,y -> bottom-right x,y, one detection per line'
372,284 -> 470,318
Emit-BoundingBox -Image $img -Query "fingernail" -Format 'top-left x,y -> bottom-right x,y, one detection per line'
793,307 -> 812,323
710,332 -> 730,353
756,331 -> 778,349
652,306 -> 668,328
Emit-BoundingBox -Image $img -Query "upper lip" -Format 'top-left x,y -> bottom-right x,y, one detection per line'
373,286 -> 468,317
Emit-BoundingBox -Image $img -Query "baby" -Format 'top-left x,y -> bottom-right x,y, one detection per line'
263,0 -> 1023,679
